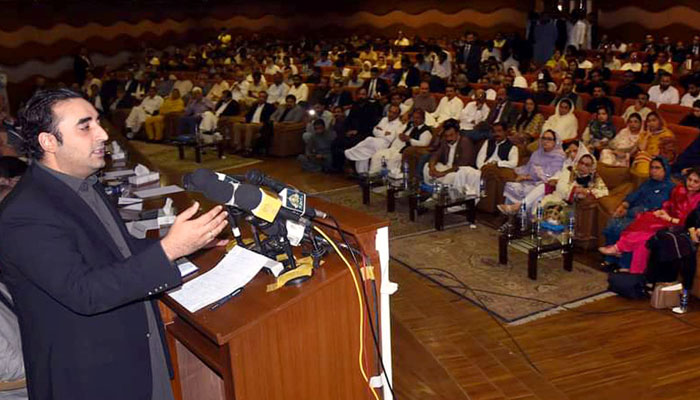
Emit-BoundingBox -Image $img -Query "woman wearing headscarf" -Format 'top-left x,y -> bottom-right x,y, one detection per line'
507,66 -> 528,89
635,61 -> 656,84
498,129 -> 566,214
510,96 -> 545,147
359,61 -> 373,80
601,156 -> 675,270
562,140 -> 590,169
538,152 -> 609,212
600,167 -> 700,274
528,98 -> 578,153
582,105 -> 617,157
631,111 -> 676,177
599,112 -> 642,167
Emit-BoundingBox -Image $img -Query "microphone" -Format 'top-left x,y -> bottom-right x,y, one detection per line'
245,169 -> 288,193
183,169 -> 306,224
245,169 -> 327,219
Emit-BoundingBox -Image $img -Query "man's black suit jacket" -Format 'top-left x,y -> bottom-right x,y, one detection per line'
362,78 -> 390,97
392,67 -> 421,88
0,164 -> 182,400
245,102 -> 276,123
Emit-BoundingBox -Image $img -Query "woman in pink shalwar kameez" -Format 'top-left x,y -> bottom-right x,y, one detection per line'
600,168 -> 700,273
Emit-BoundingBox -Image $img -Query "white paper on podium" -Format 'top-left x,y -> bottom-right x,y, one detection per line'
168,246 -> 281,313
176,258 -> 199,278
134,185 -> 184,199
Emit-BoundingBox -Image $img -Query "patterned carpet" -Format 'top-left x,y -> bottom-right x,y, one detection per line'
320,186 -> 612,324
129,141 -> 261,175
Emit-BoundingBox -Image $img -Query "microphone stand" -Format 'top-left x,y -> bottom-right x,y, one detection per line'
225,206 -> 246,247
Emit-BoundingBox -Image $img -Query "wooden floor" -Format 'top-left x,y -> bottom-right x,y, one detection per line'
213,155 -> 700,399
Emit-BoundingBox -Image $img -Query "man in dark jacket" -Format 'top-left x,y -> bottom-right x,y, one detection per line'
0,89 -> 229,400
232,91 -> 275,154
330,87 -> 382,171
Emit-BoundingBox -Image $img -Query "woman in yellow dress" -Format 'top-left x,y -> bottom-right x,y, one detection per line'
631,111 -> 677,177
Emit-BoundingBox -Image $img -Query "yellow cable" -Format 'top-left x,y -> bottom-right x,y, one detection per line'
314,226 -> 381,400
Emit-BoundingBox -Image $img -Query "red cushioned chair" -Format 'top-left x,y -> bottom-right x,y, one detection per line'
668,123 -> 700,154
659,104 -> 692,125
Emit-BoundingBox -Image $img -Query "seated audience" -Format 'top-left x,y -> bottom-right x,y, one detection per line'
428,84 -> 464,126
324,80 -> 354,109
635,61 -> 656,84
331,87 -> 382,172
364,67 -> 390,100
368,109 -> 431,176
653,52 -> 674,74
621,53 -> 642,72
680,100 -> 700,129
270,95 -> 304,124
87,83 -> 104,113
144,88 -> 185,141
304,103 -> 333,139
298,119 -> 336,172
347,69 -> 364,88
125,87 -> 163,139
199,89 -> 240,138
464,87 -> 517,142
601,156 -> 674,271
510,96 -> 544,147
394,58 -> 420,89
680,80 -> 700,107
423,119 -> 476,191
307,76 -> 330,106
499,130 -> 566,214
458,89 -> 490,134
176,87 -> 214,136
631,112 -> 676,177
453,122 -> 518,198
585,84 -> 615,114
266,73 -> 290,105
615,70 -> 644,100
600,112 -> 643,167
551,77 -> 583,110
430,51 -> 452,92
533,80 -> 555,106
579,70 -> 610,95
287,75 -> 309,104
648,73 -> 680,105
412,81 -> 437,113
109,86 -> 136,114
539,152 -> 608,215
345,104 -> 405,174
232,91 -> 275,154
582,106 -> 616,157
542,99 -> 578,142
622,92 -> 652,122
0,156 -> 27,203
206,74 -> 230,102
600,167 -> 700,274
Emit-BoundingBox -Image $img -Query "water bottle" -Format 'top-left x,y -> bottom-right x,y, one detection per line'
568,214 -> 575,245
479,178 -> 486,198
680,289 -> 689,312
535,202 -> 544,248
380,156 -> 389,177
402,161 -> 410,190
519,202 -> 528,233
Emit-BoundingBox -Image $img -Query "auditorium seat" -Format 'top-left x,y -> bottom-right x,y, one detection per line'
612,115 -> 626,131
610,96 -> 623,115
579,92 -> 591,111
622,98 -> 657,112
573,110 -> 591,136
658,104 -> 692,125
668,123 -> 700,154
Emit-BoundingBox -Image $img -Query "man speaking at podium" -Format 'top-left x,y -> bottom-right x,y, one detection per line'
0,89 -> 229,400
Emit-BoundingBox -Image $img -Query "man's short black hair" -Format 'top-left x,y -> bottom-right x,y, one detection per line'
18,89 -> 84,160
313,119 -> 326,128
285,94 -> 297,102
693,99 -> 700,108
0,156 -> 27,179
443,118 -> 460,132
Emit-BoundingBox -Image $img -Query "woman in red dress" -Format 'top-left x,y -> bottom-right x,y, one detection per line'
599,167 -> 700,273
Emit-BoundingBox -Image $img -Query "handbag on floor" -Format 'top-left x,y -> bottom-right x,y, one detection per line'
650,282 -> 682,309
607,272 -> 648,299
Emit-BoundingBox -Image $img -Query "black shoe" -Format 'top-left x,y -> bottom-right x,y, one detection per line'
600,262 -> 619,273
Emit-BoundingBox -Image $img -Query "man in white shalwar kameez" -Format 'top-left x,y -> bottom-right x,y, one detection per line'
368,109 -> 432,175
125,87 -> 163,138
345,105 -> 405,174
452,122 -> 518,200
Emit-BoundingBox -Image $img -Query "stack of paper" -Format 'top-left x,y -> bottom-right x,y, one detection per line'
134,185 -> 184,199
168,246 -> 282,313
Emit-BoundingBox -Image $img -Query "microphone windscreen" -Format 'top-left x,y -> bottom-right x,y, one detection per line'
234,183 -> 263,210
244,169 -> 264,186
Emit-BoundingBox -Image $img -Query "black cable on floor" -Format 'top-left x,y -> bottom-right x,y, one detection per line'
391,257 -> 542,374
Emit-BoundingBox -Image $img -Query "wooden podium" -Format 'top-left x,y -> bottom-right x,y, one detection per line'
158,195 -> 391,400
